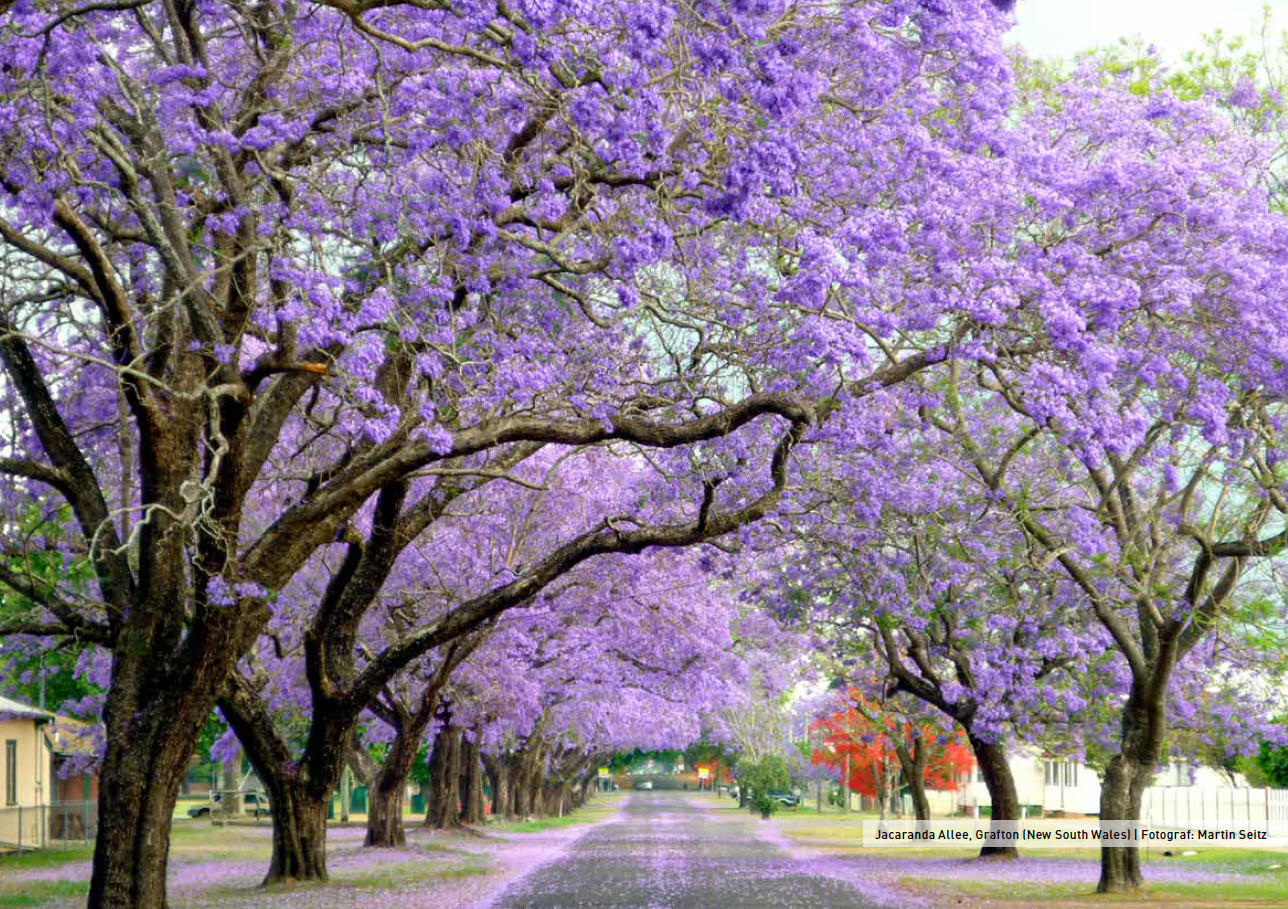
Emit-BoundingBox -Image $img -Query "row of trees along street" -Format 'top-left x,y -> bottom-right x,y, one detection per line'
2,2 -> 1288,906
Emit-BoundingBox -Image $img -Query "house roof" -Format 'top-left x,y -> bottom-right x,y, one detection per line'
49,716 -> 100,757
0,693 -> 54,723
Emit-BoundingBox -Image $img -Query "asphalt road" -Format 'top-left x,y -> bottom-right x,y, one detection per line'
494,791 -> 882,908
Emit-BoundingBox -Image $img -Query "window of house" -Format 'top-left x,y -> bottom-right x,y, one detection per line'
1045,760 -> 1077,787
4,740 -> 16,806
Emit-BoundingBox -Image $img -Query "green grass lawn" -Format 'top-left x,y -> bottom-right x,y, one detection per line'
762,812 -> 1288,907
903,875 -> 1288,908
0,843 -> 94,871
0,882 -> 90,908
0,820 -> 499,909
487,792 -> 627,833
0,794 -> 626,907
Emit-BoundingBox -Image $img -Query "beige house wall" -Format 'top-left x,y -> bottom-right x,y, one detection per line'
1,716 -> 55,849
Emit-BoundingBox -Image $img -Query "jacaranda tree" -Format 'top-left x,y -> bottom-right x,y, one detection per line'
0,2 -> 1017,906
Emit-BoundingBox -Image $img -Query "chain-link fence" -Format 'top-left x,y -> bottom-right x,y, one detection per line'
0,800 -> 97,852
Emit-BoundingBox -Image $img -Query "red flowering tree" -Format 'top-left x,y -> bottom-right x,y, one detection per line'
811,690 -> 974,821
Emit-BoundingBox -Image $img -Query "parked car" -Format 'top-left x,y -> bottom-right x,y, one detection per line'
768,790 -> 800,807
637,780 -> 654,790
188,791 -> 271,818
244,793 -> 272,818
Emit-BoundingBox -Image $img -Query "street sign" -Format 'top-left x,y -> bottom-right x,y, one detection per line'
697,767 -> 710,779
598,767 -> 610,777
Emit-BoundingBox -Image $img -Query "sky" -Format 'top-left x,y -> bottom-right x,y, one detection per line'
1009,0 -> 1288,61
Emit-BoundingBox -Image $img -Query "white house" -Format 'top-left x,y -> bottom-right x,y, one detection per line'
945,748 -> 1259,821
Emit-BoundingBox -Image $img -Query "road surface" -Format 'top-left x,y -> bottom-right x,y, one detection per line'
494,791 -> 881,908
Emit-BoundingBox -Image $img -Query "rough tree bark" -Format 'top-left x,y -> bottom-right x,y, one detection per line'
483,753 -> 511,819
425,725 -> 463,828
88,690 -> 211,909
510,758 -> 528,819
363,738 -> 416,848
969,735 -> 1021,860
523,741 -> 548,817
218,676 -> 338,883
262,777 -> 330,882
893,730 -> 931,824
460,734 -> 485,825
362,644 -> 470,846
1098,686 -> 1165,892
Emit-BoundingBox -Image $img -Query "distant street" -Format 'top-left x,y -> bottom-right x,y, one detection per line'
494,792 -> 881,908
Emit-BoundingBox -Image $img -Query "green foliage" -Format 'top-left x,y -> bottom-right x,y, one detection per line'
410,743 -> 432,786
741,754 -> 792,816
609,747 -> 683,774
750,790 -> 779,816
186,711 -> 229,783
684,741 -> 735,771
1238,755 -> 1271,788
0,506 -> 100,714
1255,733 -> 1288,788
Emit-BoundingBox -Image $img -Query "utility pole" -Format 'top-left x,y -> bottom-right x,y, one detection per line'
340,765 -> 352,823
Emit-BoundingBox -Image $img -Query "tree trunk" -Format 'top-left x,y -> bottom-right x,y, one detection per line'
217,680 -> 340,884
906,770 -> 931,823
1097,754 -> 1150,892
489,751 -> 510,818
364,713 -> 430,846
84,603 -> 253,909
894,732 -> 932,824
262,778 -> 329,884
968,734 -> 1020,859
1098,688 -> 1164,893
482,753 -> 501,818
365,780 -> 406,848
573,773 -> 593,809
875,758 -> 889,821
425,726 -> 462,828
488,755 -> 512,819
460,734 -> 485,825
515,741 -> 546,818
526,761 -> 545,817
361,658 -> 463,845
541,780 -> 566,816
511,765 -> 528,819
87,715 -> 195,909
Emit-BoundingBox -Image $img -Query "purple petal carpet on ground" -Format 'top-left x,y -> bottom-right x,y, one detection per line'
494,792 -> 885,908
755,807 -> 1241,908
5,810 -> 621,908
4,796 -> 1257,908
